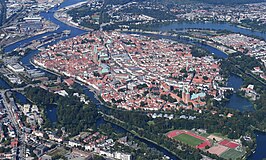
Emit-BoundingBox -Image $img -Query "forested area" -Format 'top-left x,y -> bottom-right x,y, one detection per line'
220,52 -> 266,131
24,87 -> 99,136
192,0 -> 266,4
191,46 -> 210,57
106,108 -> 257,139
120,6 -> 176,20
105,0 -> 266,5
241,19 -> 266,33
154,0 -> 266,5
102,107 -> 259,158
220,52 -> 266,97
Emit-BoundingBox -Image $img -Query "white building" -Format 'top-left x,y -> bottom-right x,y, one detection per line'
114,152 -> 131,160
7,63 -> 25,72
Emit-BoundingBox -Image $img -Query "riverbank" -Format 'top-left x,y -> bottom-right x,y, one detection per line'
179,35 -> 234,55
156,22 -> 266,42
100,112 -> 181,160
123,30 -> 229,59
53,0 -> 93,32
2,22 -> 59,52
9,69 -> 259,160
1,0 -> 263,158
31,58 -> 116,111
53,11 -> 93,32
30,55 -> 255,159
247,127 -> 266,159
156,20 -> 266,34
0,76 -> 11,89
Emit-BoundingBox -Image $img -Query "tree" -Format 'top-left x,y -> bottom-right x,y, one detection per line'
43,132 -> 49,139
180,68 -> 187,73
203,76 -> 209,80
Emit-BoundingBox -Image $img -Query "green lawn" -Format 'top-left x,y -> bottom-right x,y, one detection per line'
174,133 -> 204,146
212,132 -> 227,139
220,149 -> 244,160
200,133 -> 210,138
147,121 -> 155,126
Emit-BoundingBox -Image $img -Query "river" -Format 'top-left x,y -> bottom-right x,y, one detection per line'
1,0 -> 266,159
126,32 -> 229,59
248,131 -> 266,160
2,0 -> 180,159
125,32 -> 253,112
4,0 -> 86,53
13,91 -> 30,104
46,104 -> 58,123
226,75 -> 254,112
157,22 -> 266,40
0,77 -> 11,89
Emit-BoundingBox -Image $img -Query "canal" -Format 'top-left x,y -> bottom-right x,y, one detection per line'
157,22 -> 266,41
0,77 -> 11,89
126,32 -> 254,112
2,0 -> 266,159
226,75 -> 254,112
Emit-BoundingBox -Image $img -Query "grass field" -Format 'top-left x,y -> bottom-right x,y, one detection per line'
212,132 -> 227,139
200,133 -> 210,138
147,121 -> 155,126
220,149 -> 244,160
174,133 -> 204,146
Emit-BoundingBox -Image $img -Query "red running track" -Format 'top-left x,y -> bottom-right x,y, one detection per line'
166,130 -> 211,149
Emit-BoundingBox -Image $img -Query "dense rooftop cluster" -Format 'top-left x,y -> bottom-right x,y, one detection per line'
175,2 -> 266,23
212,34 -> 266,68
63,0 -> 266,32
34,31 -> 221,111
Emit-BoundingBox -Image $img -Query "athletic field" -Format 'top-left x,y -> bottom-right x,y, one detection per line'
174,133 -> 204,146
220,149 -> 244,160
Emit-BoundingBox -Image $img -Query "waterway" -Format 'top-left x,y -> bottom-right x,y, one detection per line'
248,131 -> 266,159
14,91 -> 30,104
95,116 -> 179,160
226,75 -> 254,112
2,0 -> 180,159
1,1 -> 265,159
126,32 -> 228,59
126,32 -> 253,112
0,77 -> 11,89
46,104 -> 58,123
157,22 -> 266,41
80,84 -> 180,160
18,85 -> 180,160
4,0 -> 86,53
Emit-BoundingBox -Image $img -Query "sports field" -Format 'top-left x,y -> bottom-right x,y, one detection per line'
174,133 -> 204,146
219,139 -> 239,148
220,149 -> 244,160
207,145 -> 228,156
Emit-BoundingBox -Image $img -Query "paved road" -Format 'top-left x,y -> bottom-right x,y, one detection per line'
0,84 -> 36,159
2,90 -> 26,159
